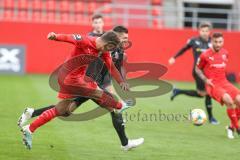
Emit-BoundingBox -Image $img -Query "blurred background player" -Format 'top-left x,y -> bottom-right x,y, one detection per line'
195,32 -> 240,139
168,22 -> 219,125
88,14 -> 105,37
18,16 -> 143,150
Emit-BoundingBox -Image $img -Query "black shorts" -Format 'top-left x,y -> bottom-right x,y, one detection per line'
98,72 -> 112,89
73,88 -> 112,107
193,71 -> 205,91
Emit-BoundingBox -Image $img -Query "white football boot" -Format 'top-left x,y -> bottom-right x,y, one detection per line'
21,125 -> 33,150
121,138 -> 144,151
115,101 -> 132,113
226,126 -> 234,139
18,108 -> 34,128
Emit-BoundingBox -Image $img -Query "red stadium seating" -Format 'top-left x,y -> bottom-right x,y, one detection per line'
47,12 -> 55,23
74,1 -> 84,14
3,0 -> 14,9
104,16 -> 112,26
18,0 -> 28,9
60,13 -> 69,23
32,11 -> 41,22
102,3 -> 112,14
46,0 -> 56,11
152,7 -> 162,16
32,0 -> 42,10
75,14 -> 83,24
88,2 -> 97,14
0,0 -> 164,28
152,19 -> 164,28
151,0 -> 163,5
3,10 -> 14,21
60,0 -> 70,12
18,10 -> 28,21
0,0 -> 3,7
128,19 -> 148,28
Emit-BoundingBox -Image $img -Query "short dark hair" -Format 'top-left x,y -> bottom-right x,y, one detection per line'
92,14 -> 103,21
101,31 -> 120,45
212,32 -> 223,39
199,21 -> 212,29
113,25 -> 128,34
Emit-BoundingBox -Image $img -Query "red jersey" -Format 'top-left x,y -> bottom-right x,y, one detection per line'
197,48 -> 228,84
55,34 -> 124,84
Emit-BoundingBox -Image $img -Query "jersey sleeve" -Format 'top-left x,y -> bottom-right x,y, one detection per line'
174,38 -> 194,58
196,53 -> 207,70
101,52 -> 124,84
55,34 -> 83,45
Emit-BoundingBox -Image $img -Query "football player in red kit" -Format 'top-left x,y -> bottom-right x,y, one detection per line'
21,31 -> 131,149
196,32 -> 240,139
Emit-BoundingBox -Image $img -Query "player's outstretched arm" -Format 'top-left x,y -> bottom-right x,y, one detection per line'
168,39 -> 193,65
47,32 -> 79,45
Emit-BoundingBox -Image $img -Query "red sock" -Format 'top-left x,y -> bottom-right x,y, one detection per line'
226,108 -> 239,130
97,92 -> 122,109
29,108 -> 59,133
235,108 -> 240,120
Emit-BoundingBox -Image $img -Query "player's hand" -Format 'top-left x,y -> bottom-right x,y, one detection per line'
205,79 -> 214,87
47,32 -> 57,40
120,82 -> 129,91
168,57 -> 176,65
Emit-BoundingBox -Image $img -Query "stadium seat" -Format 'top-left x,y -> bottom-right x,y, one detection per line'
4,0 -> 14,9
152,19 -> 164,28
60,13 -> 70,23
0,0 -> 3,8
18,0 -> 28,9
102,2 -> 112,14
47,12 -> 55,23
152,7 -> 162,16
104,16 -> 112,26
32,11 -> 41,22
75,14 -> 83,24
18,10 -> 28,21
3,10 -> 14,21
151,0 -> 162,5
60,0 -> 70,12
115,18 -> 124,25
74,1 -> 84,14
102,0 -> 112,2
32,0 -> 42,10
88,2 -> 97,14
128,19 -> 148,28
46,0 -> 56,11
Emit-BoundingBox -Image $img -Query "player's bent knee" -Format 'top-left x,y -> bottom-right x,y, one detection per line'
222,93 -> 234,107
55,99 -> 73,116
197,90 -> 206,97
234,94 -> 240,106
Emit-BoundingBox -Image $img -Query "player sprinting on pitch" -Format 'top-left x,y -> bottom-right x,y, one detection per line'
168,22 -> 219,124
195,32 -> 240,139
21,31 -> 132,149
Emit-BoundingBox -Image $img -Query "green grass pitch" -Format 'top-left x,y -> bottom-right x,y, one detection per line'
0,75 -> 240,160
